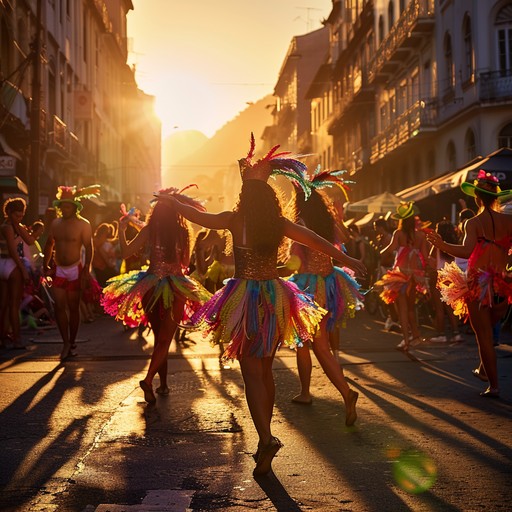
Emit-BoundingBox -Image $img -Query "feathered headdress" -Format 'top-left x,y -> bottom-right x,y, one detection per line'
308,166 -> 353,200
238,133 -> 311,198
53,184 -> 101,212
152,184 -> 206,211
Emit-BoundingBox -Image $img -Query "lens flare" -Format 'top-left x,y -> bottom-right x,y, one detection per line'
392,450 -> 437,494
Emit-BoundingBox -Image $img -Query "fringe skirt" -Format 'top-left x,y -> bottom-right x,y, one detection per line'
288,267 -> 363,331
191,277 -> 326,360
436,261 -> 512,320
101,268 -> 211,328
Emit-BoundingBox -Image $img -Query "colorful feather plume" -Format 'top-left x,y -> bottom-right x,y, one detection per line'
74,184 -> 101,200
239,132 -> 312,197
152,184 -> 206,212
309,166 -> 353,200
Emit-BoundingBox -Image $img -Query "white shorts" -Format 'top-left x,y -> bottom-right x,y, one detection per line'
55,262 -> 81,281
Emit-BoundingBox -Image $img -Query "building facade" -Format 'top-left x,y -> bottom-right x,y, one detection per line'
267,0 -> 512,215
0,0 -> 160,217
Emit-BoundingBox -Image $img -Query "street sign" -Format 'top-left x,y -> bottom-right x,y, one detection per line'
0,155 -> 16,176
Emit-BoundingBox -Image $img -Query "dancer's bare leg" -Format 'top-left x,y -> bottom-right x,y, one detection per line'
239,353 -> 275,447
311,319 -> 350,401
293,344 -> 312,403
468,302 -> 500,391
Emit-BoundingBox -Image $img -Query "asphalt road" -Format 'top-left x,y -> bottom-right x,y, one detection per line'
1,310 -> 511,512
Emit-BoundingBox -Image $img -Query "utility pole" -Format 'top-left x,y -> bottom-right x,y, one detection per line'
28,0 -> 42,221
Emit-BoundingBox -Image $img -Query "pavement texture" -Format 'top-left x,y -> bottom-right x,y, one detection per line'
1,310 -> 511,511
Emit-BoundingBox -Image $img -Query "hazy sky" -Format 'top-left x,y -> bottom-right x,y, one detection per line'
127,1 -> 332,139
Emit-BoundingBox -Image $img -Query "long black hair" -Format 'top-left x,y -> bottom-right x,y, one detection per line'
146,200 -> 191,264
235,179 -> 284,254
293,188 -> 336,243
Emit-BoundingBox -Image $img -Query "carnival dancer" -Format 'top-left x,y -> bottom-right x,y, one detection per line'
285,168 -> 363,421
101,189 -> 211,404
164,134 -> 366,477
375,201 -> 430,351
0,197 -> 36,348
43,185 -> 99,360
427,171 -> 512,397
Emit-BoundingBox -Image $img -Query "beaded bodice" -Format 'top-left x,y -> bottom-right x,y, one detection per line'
148,245 -> 183,278
300,248 -> 333,277
233,246 -> 278,280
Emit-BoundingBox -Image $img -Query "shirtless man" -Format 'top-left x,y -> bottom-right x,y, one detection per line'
43,187 -> 95,360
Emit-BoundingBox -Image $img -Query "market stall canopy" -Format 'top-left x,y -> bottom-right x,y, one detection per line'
346,191 -> 402,214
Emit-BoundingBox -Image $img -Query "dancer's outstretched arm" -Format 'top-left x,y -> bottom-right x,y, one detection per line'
284,219 -> 366,276
167,197 -> 233,231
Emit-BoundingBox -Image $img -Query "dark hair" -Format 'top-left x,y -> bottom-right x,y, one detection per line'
94,223 -> 111,238
374,218 -> 389,231
147,199 -> 191,264
3,197 -> 26,217
475,189 -> 499,209
399,215 -> 416,244
294,188 -> 335,243
235,180 -> 284,254
436,219 -> 458,244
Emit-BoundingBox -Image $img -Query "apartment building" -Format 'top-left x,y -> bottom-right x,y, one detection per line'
270,0 -> 512,219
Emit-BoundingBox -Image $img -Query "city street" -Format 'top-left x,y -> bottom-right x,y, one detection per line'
1,310 -> 511,512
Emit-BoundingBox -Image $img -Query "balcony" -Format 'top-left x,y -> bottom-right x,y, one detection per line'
479,70 -> 512,103
370,99 -> 437,163
368,0 -> 435,84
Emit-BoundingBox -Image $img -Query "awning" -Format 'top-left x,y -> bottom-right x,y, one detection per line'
0,176 -> 28,195
398,147 -> 512,202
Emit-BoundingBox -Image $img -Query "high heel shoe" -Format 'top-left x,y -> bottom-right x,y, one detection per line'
253,436 -> 282,476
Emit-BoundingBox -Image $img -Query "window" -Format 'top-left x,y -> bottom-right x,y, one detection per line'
378,15 -> 384,44
465,129 -> 476,161
463,15 -> 474,82
496,5 -> 512,73
498,123 -> 512,147
388,1 -> 395,32
444,33 -> 455,91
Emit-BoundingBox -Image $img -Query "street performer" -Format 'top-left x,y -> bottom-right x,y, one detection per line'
163,133 -> 366,477
427,170 -> 512,398
43,185 -> 99,360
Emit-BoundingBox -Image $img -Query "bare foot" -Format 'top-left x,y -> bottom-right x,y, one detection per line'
291,394 -> 313,405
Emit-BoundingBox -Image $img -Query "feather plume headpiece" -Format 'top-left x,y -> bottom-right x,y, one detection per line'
53,184 -> 101,212
308,166 -> 353,200
152,184 -> 206,212
238,132 -> 311,198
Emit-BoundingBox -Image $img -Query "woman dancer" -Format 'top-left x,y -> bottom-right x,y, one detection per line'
376,201 -> 429,351
427,171 -> 512,397
166,135 -> 366,476
286,168 -> 364,416
0,198 -> 35,348
102,188 -> 211,403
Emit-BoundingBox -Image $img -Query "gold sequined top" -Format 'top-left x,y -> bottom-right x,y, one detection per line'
148,245 -> 183,278
301,248 -> 333,277
233,246 -> 279,280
